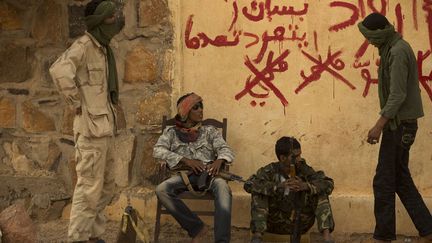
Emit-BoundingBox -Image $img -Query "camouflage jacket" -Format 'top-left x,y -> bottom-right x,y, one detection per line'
244,159 -> 334,197
153,125 -> 235,168
244,160 -> 334,234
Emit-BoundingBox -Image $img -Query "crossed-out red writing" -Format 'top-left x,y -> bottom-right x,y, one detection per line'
184,0 -> 432,106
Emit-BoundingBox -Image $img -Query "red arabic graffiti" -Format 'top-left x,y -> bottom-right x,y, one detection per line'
235,50 -> 290,106
185,15 -> 241,49
424,0 -> 432,51
413,0 -> 419,30
295,48 -> 356,94
184,0 -> 432,107
360,69 -> 378,97
244,25 -> 306,63
417,50 -> 432,101
228,0 -> 238,31
329,0 -> 387,32
242,0 -> 308,22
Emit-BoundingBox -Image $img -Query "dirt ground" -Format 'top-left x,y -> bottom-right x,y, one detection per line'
36,219 -> 428,243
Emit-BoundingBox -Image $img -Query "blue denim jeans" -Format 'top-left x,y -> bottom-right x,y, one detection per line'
156,174 -> 232,243
373,121 -> 432,240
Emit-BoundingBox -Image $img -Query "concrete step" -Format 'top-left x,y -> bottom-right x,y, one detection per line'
63,184 -> 432,237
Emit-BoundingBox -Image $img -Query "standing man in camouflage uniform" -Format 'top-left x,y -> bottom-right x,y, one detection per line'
49,0 -> 125,242
154,93 -> 235,243
244,137 -> 335,243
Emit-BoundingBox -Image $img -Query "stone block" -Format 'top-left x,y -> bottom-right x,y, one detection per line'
141,135 -> 159,184
7,89 -> 29,95
0,175 -> 70,206
26,137 -> 60,170
0,2 -> 22,31
0,40 -> 34,83
0,97 -> 16,128
117,89 -> 149,132
124,44 -> 158,84
136,92 -> 170,125
0,162 -> 13,175
68,159 -> 77,192
21,101 -> 56,133
113,132 -> 137,187
162,49 -> 174,82
2,141 -> 37,175
34,46 -> 64,89
60,138 -> 75,146
28,193 -> 66,220
31,0 -> 67,46
68,4 -> 86,38
45,200 -> 67,220
31,193 -> 50,209
61,107 -> 75,136
41,142 -> 61,171
61,203 -> 71,220
138,0 -> 169,27
0,203 -> 37,243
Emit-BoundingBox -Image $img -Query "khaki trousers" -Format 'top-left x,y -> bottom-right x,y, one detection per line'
68,134 -> 115,241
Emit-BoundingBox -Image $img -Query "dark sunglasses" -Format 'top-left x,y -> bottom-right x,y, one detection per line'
192,102 -> 203,110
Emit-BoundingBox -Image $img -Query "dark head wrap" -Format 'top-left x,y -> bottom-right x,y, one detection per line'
362,12 -> 390,30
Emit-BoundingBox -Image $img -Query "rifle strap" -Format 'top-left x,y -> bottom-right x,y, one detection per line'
178,171 -> 210,197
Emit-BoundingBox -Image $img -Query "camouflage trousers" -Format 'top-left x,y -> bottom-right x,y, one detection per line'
68,134 -> 115,242
250,193 -> 335,235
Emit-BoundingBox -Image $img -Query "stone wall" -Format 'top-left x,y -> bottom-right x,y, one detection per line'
0,0 -> 174,220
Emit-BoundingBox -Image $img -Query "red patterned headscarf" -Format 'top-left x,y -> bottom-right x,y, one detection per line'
177,93 -> 203,122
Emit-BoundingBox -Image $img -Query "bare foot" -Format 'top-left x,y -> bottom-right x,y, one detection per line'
191,225 -> 208,243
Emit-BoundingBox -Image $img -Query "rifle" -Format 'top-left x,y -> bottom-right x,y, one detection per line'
290,143 -> 302,243
198,170 -> 246,190
171,163 -> 245,192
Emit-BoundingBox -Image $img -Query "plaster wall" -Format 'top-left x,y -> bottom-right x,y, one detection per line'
167,0 -> 432,234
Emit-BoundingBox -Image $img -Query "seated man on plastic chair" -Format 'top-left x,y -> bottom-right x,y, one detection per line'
244,137 -> 335,243
153,93 -> 235,243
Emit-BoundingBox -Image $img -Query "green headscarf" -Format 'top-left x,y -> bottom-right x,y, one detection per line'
358,22 -> 402,130
85,1 -> 122,104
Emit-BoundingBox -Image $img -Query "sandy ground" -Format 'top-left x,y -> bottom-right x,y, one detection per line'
36,219 -> 429,243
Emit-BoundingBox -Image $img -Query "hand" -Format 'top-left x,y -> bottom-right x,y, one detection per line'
367,116 -> 388,145
367,124 -> 382,145
207,159 -> 224,176
183,158 -> 205,174
75,107 -> 82,115
281,177 -> 308,192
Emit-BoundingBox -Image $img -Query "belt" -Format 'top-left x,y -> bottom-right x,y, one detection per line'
400,119 -> 417,124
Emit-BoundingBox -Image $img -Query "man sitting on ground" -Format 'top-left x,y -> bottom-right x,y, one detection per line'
244,136 -> 335,243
